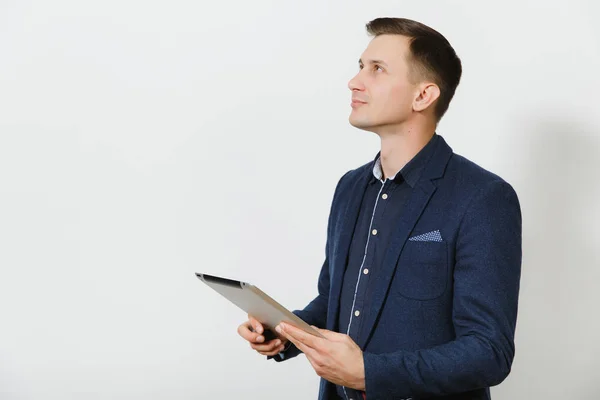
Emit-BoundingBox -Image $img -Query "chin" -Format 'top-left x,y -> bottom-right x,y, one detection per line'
349,115 -> 376,132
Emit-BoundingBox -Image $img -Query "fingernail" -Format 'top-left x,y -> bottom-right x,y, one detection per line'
257,326 -> 263,334
275,325 -> 282,333
257,335 -> 263,342
275,340 -> 281,346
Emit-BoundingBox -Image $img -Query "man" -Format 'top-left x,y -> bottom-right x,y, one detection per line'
238,17 -> 522,400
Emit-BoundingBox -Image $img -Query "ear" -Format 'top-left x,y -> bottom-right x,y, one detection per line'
413,83 -> 440,113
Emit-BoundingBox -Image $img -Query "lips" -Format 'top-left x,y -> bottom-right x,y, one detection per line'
351,99 -> 367,108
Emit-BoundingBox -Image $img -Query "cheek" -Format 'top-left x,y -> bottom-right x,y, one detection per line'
391,84 -> 414,108
373,89 -> 411,121
376,85 -> 413,116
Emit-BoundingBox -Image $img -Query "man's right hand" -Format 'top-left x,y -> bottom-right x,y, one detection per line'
238,314 -> 289,356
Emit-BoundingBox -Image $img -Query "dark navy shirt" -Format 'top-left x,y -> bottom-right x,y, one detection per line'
335,134 -> 439,400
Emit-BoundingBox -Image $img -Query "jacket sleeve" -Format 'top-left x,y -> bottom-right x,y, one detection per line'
267,256 -> 331,362
363,179 -> 523,398
268,170 -> 350,362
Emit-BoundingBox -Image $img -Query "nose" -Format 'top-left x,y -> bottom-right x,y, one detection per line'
348,72 -> 364,92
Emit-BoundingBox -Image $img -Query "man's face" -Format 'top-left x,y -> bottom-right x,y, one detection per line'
348,34 -> 419,133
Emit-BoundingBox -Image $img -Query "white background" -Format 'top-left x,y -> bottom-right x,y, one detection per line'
1,1 -> 599,399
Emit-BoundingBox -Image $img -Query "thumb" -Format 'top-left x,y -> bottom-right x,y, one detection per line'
311,325 -> 338,340
249,316 -> 263,334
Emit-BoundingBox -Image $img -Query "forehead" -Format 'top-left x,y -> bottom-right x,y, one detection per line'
360,34 -> 411,66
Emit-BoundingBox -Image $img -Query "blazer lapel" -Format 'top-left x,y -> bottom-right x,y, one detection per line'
357,136 -> 453,349
326,165 -> 373,331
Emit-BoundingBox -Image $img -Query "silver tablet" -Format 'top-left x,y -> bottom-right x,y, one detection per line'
195,272 -> 326,339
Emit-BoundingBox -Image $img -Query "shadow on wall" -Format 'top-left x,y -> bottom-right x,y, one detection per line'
493,117 -> 600,400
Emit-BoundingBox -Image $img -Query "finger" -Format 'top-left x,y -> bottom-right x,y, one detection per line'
238,321 -> 264,343
276,328 -> 319,359
257,344 -> 286,356
251,338 -> 284,352
277,323 -> 323,349
303,351 -> 325,375
310,325 -> 341,341
275,326 -> 300,348
248,315 -> 263,334
288,335 -> 319,360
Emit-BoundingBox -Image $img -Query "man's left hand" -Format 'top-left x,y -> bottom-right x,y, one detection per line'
276,322 -> 365,391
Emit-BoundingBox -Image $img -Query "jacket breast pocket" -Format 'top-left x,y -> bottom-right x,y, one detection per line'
393,240 -> 448,300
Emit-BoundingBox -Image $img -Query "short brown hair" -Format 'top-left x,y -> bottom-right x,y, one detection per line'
366,17 -> 462,122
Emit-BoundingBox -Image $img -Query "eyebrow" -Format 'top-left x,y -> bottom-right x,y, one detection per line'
359,58 -> 388,67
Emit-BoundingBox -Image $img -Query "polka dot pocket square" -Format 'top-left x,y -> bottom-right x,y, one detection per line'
408,230 -> 443,242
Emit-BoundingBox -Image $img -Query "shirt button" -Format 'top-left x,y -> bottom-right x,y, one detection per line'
354,310 -> 360,317
363,268 -> 369,274
372,229 -> 378,235
382,193 -> 388,199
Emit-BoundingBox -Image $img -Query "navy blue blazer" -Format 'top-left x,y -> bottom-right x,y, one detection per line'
272,135 -> 522,400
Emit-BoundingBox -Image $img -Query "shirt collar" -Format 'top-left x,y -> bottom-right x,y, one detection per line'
370,133 -> 439,187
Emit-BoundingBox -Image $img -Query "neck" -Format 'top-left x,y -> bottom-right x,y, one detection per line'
377,121 -> 436,180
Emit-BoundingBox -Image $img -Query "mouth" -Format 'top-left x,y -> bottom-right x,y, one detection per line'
351,100 -> 367,108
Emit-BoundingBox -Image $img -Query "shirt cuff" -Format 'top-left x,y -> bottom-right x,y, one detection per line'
277,340 -> 293,359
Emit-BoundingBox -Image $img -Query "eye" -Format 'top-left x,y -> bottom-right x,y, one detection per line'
358,64 -> 383,72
